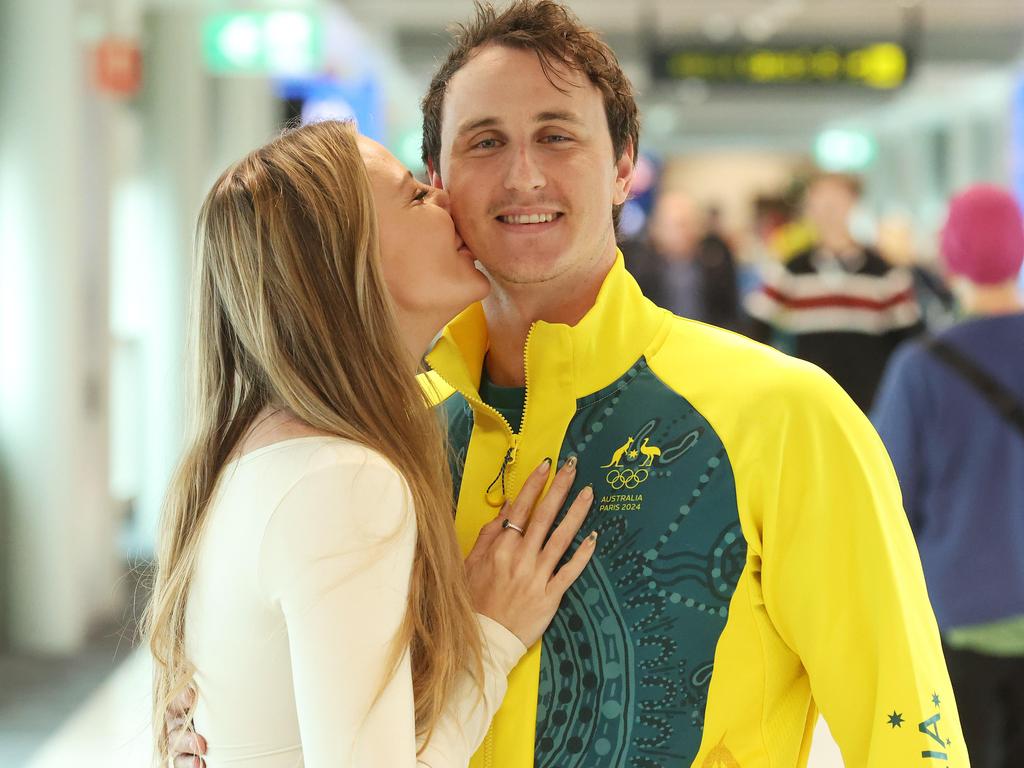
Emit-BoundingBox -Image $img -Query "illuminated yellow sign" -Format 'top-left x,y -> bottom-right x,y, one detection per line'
653,43 -> 909,90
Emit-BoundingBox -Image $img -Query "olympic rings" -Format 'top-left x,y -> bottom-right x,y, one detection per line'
605,468 -> 649,490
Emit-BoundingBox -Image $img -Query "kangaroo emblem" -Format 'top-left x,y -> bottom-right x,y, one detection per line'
602,437 -> 634,468
638,437 -> 662,467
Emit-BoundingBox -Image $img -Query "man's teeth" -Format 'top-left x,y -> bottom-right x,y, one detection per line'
499,213 -> 557,224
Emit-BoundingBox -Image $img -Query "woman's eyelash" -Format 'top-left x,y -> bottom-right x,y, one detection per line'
413,189 -> 429,202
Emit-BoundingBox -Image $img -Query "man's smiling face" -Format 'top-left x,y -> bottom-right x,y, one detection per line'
434,44 -> 633,287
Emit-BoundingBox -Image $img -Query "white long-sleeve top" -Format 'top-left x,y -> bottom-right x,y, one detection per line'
185,436 -> 526,767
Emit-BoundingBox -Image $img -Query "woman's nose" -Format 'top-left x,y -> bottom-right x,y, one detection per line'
432,187 -> 451,212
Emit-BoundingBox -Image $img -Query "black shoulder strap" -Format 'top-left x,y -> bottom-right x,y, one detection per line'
924,337 -> 1024,439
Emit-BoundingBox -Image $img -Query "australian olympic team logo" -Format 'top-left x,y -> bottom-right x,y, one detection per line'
606,468 -> 648,489
601,435 -> 662,489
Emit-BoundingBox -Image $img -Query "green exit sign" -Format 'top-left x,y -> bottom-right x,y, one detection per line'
203,11 -> 323,75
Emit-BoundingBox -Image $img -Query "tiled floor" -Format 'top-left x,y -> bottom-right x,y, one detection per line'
0,626 -> 136,767
6,642 -> 846,767
0,567 -> 149,767
22,648 -> 151,768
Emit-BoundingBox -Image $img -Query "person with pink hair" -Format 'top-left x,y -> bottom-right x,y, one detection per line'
872,184 -> 1024,768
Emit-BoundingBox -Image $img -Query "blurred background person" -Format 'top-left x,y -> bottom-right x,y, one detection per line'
872,184 -> 1024,768
738,193 -> 807,299
744,172 -> 924,411
877,210 -> 958,330
621,191 -> 741,330
699,203 -> 744,330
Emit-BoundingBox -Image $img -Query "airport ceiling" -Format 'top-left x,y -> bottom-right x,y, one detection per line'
340,0 -> 1024,149
345,0 -> 1023,36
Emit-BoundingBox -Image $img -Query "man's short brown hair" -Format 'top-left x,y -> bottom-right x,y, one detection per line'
420,0 -> 640,226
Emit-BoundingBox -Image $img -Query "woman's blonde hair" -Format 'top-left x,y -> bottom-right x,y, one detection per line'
145,120 -> 481,762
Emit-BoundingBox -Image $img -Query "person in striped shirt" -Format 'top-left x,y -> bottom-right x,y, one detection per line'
745,172 -> 924,411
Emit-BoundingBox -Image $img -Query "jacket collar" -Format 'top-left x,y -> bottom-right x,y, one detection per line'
426,251 -> 668,404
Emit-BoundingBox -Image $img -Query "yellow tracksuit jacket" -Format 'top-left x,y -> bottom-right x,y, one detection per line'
422,253 -> 967,767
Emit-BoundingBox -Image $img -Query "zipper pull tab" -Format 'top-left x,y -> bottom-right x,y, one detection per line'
485,442 -> 516,507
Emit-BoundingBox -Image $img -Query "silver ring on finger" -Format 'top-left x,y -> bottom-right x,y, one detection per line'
501,518 -> 526,536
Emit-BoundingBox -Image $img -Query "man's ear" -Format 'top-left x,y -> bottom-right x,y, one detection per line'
427,157 -> 444,190
612,139 -> 636,206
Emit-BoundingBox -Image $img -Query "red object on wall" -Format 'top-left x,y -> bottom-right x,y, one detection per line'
94,39 -> 142,97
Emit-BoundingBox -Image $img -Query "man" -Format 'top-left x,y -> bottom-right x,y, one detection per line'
172,2 -> 965,766
745,172 -> 923,411
872,184 -> 1024,767
621,193 -> 741,330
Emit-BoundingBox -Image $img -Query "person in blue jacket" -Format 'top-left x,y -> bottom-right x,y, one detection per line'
872,184 -> 1024,768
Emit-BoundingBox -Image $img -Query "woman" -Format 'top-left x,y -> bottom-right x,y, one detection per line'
147,120 -> 596,767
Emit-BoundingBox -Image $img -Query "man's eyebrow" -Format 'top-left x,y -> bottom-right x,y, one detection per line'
456,117 -> 500,136
534,110 -> 584,125
456,111 -> 584,136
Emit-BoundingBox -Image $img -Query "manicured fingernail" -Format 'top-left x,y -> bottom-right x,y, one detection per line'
566,455 -> 578,471
586,530 -> 598,544
541,457 -> 551,469
582,484 -> 593,499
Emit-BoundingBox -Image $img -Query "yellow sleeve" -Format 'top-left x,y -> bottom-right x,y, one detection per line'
760,365 -> 968,766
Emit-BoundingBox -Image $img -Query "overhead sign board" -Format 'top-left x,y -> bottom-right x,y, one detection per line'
651,42 -> 910,90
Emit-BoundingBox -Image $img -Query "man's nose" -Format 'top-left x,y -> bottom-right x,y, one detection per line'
503,146 -> 546,192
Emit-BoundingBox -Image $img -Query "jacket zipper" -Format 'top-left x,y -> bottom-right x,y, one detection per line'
434,324 -> 538,768
442,322 -> 537,509
454,387 -> 517,507
485,442 -> 518,504
485,727 -> 495,768
519,323 -> 538,448
481,323 -> 537,767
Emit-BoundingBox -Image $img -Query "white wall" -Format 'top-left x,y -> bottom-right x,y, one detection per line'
111,6 -> 279,559
0,0 -> 116,653
831,65 -> 1020,257
0,0 -> 280,653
